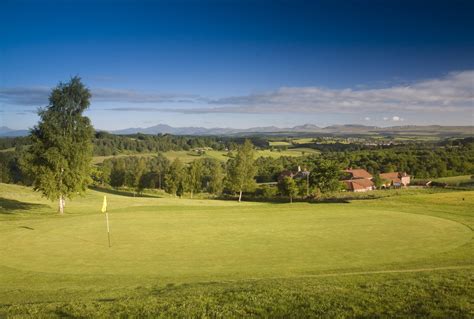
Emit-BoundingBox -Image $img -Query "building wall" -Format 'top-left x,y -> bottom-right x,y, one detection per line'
401,176 -> 410,186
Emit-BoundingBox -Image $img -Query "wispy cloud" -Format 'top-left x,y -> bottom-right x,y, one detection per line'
0,87 -> 204,107
0,87 -> 50,106
1,71 -> 472,117
91,88 -> 202,104
107,107 -> 166,112
197,70 -> 474,114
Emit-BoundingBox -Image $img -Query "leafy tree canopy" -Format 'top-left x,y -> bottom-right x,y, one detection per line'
226,139 -> 257,201
25,77 -> 94,213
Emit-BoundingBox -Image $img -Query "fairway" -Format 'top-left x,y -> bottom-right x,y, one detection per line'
1,184 -> 473,317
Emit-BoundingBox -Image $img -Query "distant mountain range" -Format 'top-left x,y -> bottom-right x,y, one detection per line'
108,124 -> 473,136
0,126 -> 29,137
1,124 -> 472,137
109,123 -> 325,135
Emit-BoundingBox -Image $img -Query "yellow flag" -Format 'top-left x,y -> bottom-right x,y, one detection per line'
101,195 -> 107,213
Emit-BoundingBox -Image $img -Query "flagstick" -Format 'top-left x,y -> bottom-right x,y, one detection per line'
106,212 -> 111,248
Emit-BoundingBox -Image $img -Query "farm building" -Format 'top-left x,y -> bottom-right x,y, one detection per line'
343,168 -> 373,180
380,172 -> 411,187
343,178 -> 375,192
279,167 -> 410,192
342,168 -> 375,192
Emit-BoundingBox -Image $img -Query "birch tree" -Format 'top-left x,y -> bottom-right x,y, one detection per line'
185,160 -> 203,198
165,158 -> 184,196
226,139 -> 257,202
26,77 -> 94,214
278,176 -> 298,203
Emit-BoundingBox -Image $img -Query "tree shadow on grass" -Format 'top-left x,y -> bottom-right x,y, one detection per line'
90,186 -> 162,198
217,195 -> 350,204
18,226 -> 35,230
269,198 -> 351,204
0,197 -> 49,214
53,309 -> 77,319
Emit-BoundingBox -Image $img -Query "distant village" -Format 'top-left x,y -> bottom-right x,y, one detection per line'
342,169 -> 410,192
279,167 -> 411,192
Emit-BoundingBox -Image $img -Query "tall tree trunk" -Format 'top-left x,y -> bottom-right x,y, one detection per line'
58,195 -> 64,214
190,190 -> 193,199
238,190 -> 242,202
290,196 -> 293,204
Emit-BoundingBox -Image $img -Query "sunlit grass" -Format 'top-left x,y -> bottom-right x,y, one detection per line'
0,183 -> 472,317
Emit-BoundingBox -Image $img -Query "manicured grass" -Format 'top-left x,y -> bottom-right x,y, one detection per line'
0,184 -> 473,317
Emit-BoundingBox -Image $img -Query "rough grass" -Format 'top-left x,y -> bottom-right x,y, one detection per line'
0,183 -> 472,317
3,270 -> 472,318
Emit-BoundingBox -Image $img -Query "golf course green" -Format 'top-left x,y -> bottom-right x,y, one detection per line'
1,183 -> 473,317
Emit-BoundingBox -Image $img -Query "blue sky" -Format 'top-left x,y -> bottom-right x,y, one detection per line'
1,0 -> 473,130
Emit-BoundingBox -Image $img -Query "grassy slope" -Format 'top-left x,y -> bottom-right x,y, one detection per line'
0,184 -> 473,317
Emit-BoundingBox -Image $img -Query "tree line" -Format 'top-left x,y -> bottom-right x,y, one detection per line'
88,139 -> 344,203
92,132 -> 269,156
2,136 -> 473,191
2,136 -> 474,192
92,141 -> 259,200
0,132 -> 269,157
93,153 -> 225,198
319,141 -> 474,179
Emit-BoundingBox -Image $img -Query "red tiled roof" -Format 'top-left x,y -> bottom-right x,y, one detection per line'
352,179 -> 374,188
380,172 -> 399,179
343,179 -> 374,191
344,169 -> 373,179
380,172 -> 410,180
351,183 -> 366,190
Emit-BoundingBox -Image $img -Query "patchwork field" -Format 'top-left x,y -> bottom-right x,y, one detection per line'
0,184 -> 473,317
92,148 -> 320,164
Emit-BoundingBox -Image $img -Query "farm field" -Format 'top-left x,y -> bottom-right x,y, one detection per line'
270,138 -> 352,145
412,175 -> 474,188
268,141 -> 292,146
92,147 -> 320,164
292,138 -> 317,144
0,183 -> 473,317
433,175 -> 474,186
